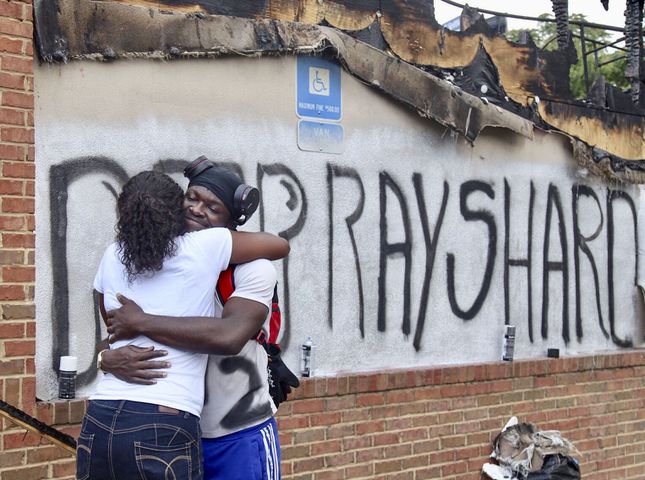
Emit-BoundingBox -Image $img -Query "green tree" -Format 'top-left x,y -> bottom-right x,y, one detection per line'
506,13 -> 628,99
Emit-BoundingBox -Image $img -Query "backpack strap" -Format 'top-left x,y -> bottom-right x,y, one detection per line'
266,284 -> 281,345
215,266 -> 236,305
256,283 -> 281,345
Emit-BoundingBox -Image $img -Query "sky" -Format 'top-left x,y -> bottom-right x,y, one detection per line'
433,0 -> 628,37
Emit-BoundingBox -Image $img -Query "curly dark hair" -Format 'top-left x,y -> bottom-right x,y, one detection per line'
116,171 -> 185,281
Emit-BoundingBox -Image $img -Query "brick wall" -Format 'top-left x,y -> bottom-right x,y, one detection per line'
1,1 -> 78,479
2,352 -> 643,480
278,352 -> 645,480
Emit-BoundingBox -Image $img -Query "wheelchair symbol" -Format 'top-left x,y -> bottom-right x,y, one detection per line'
312,70 -> 327,94
308,67 -> 330,96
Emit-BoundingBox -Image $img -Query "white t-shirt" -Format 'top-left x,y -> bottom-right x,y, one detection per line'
92,228 -> 233,417
200,259 -> 278,438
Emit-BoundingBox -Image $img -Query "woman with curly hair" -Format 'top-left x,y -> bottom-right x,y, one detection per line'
77,171 -> 289,480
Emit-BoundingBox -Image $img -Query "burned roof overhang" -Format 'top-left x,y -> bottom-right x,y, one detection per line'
34,0 -> 645,182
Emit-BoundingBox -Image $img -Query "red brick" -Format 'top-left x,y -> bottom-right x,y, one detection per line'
0,321 -> 24,338
325,423 -> 355,439
357,392 -> 386,407
2,378 -> 23,408
343,435 -> 372,451
0,449 -> 26,468
4,339 -> 34,356
373,432 -> 399,446
292,398 -> 324,414
293,428 -> 325,443
21,3 -> 34,22
314,469 -> 345,480
1,303 -> 34,319
340,408 -> 369,422
0,72 -> 24,90
4,374 -> 25,408
21,353 -> 34,375
414,465 -> 442,479
276,415 -> 308,430
0,284 -> 23,300
0,358 -> 23,375
385,417 -> 413,430
2,91 -> 32,109
1,126 -> 33,143
324,395 -> 356,410
52,460 -> 77,478
399,427 -> 428,442
1,465 -> 49,480
309,411 -> 340,426
374,459 -> 402,474
2,265 -> 33,282
356,419 -> 385,435
292,457 -> 325,472
0,2 -> 23,19
401,452 -> 428,468
2,197 -> 34,213
439,383 -> 468,397
0,108 -> 25,126
0,35 -> 23,54
324,452 -> 354,468
3,430 -> 44,450
0,143 -> 26,161
0,17 -> 32,38
0,249 -> 23,264
2,232 -> 34,248
26,444 -> 73,463
371,405 -> 399,419
412,438 -> 441,454
0,52 -> 33,72
22,377 -> 35,406
0,213 -> 25,229
356,446 -> 385,462
441,459 -> 467,475
429,449 -> 455,464
345,464 -> 374,478
2,162 -> 36,179
311,440 -> 342,456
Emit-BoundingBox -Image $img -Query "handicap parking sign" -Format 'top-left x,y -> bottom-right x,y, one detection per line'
296,55 -> 342,121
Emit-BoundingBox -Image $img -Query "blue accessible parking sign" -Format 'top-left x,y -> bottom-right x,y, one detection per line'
296,55 -> 342,122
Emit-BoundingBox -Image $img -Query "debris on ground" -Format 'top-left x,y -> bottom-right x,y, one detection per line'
482,416 -> 581,480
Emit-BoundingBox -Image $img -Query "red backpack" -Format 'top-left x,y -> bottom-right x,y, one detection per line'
215,266 -> 281,346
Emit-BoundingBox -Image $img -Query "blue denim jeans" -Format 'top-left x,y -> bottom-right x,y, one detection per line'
76,400 -> 203,480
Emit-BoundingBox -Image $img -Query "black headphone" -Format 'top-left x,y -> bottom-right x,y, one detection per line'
183,156 -> 260,226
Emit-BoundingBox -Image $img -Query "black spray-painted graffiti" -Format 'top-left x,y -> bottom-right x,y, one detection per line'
50,157 -> 638,388
327,168 -> 638,352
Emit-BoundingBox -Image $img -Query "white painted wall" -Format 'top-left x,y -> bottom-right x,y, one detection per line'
34,56 -> 643,400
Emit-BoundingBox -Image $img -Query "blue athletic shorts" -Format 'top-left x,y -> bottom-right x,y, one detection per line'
202,417 -> 281,480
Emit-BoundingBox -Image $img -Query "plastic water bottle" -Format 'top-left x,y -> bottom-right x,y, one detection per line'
300,336 -> 314,377
58,356 -> 77,399
502,325 -> 516,362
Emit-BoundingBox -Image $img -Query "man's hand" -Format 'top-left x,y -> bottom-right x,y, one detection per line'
106,294 -> 146,342
265,343 -> 299,408
100,345 -> 170,385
